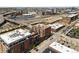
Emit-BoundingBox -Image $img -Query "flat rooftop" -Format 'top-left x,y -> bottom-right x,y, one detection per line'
49,42 -> 77,53
43,16 -> 63,24
0,19 -> 25,34
0,29 -> 31,45
67,14 -> 78,18
48,23 -> 64,30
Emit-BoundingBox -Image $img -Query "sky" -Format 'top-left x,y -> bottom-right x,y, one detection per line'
0,0 -> 79,7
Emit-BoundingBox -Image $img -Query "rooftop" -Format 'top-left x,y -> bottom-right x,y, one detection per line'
33,23 -> 49,29
49,42 -> 77,53
43,16 -> 63,24
0,19 -> 26,34
67,14 -> 78,18
48,23 -> 64,30
0,29 -> 31,45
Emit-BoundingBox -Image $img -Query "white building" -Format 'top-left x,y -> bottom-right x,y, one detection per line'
0,29 -> 31,45
48,23 -> 64,32
49,42 -> 77,53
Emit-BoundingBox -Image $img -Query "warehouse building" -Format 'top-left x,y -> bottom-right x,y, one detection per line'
0,18 -> 34,53
67,14 -> 78,21
49,42 -> 77,53
0,19 -> 24,34
59,14 -> 78,25
0,28 -> 31,53
48,23 -> 64,32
